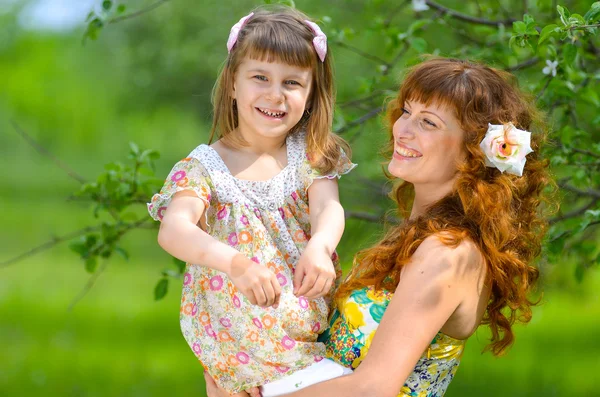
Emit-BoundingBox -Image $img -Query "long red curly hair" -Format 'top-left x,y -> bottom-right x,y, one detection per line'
335,58 -> 556,355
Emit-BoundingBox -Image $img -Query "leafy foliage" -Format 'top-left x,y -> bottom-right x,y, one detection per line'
21,0 -> 600,299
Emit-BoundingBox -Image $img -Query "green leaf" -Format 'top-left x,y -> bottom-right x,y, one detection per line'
114,247 -> 129,261
409,37 -> 427,53
69,239 -> 88,256
582,86 -> 600,107
172,257 -> 187,274
538,24 -> 559,46
563,43 -> 577,65
569,14 -> 585,26
102,1 -> 112,11
85,257 -> 98,273
277,0 -> 295,8
85,11 -> 96,23
154,278 -> 169,300
408,20 -> 429,35
129,142 -> 140,156
512,21 -> 527,34
117,4 -> 126,14
557,5 -> 571,26
508,36 -> 518,51
584,2 -> 600,22
574,263 -> 585,283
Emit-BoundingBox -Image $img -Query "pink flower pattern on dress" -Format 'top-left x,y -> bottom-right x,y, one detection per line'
146,131 -> 356,392
210,275 -> 223,291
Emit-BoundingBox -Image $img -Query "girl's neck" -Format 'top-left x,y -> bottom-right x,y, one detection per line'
233,128 -> 288,156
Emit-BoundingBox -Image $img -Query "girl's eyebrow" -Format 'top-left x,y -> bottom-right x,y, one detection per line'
247,69 -> 269,74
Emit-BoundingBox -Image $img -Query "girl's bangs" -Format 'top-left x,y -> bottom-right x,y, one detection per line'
242,28 -> 316,69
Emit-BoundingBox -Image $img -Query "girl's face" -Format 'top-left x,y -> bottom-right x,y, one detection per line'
388,100 -> 466,188
232,58 -> 313,143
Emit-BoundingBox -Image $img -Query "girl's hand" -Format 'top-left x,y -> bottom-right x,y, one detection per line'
228,253 -> 281,308
204,371 -> 251,397
293,239 -> 336,299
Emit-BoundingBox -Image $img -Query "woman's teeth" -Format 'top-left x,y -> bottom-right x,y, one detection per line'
396,147 -> 421,157
258,108 -> 286,118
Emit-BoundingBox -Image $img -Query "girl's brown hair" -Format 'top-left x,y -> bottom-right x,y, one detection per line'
335,58 -> 556,355
210,5 -> 350,174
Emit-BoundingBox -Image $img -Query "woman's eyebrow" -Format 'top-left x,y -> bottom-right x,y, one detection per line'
422,110 -> 447,126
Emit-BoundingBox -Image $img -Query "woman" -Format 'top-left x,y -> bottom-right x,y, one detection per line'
206,58 -> 555,397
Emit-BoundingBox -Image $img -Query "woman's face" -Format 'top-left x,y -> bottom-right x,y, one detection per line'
388,100 -> 466,188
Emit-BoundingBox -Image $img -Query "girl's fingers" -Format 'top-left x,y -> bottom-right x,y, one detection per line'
262,284 -> 274,307
316,277 -> 334,299
304,275 -> 326,299
254,285 -> 268,307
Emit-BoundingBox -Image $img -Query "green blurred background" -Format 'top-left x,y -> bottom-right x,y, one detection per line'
1,0 -> 599,396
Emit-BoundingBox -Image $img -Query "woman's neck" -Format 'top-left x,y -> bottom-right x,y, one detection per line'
409,179 -> 456,220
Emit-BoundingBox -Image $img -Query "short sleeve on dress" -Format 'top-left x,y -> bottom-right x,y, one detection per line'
301,147 -> 357,192
147,157 -> 212,222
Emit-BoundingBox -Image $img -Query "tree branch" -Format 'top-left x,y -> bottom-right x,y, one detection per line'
333,40 -> 388,65
560,184 -> 600,199
550,198 -> 598,224
568,24 -> 600,31
11,121 -> 87,184
1,226 -> 100,268
425,0 -> 516,26
335,105 -> 384,135
571,147 -> 600,159
506,57 -> 540,72
108,0 -> 171,24
68,259 -> 109,311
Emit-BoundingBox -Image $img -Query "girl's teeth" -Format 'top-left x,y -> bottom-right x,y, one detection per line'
396,147 -> 420,158
259,108 -> 285,117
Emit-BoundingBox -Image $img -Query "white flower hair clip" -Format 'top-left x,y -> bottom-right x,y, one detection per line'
479,123 -> 534,177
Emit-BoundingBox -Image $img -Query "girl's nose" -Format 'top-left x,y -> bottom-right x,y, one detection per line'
266,85 -> 284,103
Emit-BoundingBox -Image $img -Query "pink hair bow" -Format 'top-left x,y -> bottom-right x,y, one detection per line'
227,12 -> 254,53
304,20 -> 327,62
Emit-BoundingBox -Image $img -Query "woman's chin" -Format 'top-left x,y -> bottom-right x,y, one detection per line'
387,162 -> 411,180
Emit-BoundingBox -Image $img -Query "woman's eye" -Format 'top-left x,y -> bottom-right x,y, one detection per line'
424,119 -> 437,128
401,107 -> 410,115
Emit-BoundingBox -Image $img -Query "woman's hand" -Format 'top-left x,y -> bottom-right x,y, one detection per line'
204,371 -> 252,397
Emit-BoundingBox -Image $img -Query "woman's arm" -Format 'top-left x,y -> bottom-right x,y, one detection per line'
285,236 -> 479,397
293,178 -> 345,298
158,190 -> 281,307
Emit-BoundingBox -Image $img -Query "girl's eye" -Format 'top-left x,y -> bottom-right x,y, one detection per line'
285,80 -> 301,86
254,75 -> 267,81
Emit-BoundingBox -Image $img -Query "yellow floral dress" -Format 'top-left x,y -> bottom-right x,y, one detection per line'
147,131 -> 355,393
320,286 -> 466,397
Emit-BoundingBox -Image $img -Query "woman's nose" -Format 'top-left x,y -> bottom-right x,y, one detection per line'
393,117 -> 415,139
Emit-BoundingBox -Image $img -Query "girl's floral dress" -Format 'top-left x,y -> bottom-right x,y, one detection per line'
147,131 -> 355,393
320,286 -> 466,397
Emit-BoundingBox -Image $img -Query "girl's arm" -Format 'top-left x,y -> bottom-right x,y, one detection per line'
293,178 -> 345,298
158,190 -> 281,307
286,236 -> 481,397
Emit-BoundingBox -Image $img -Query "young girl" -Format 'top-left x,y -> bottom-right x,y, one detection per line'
147,5 -> 355,396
